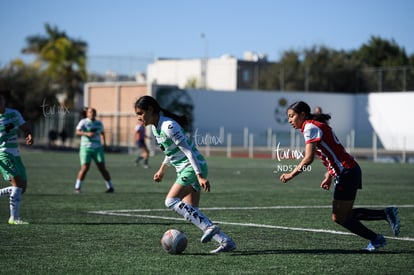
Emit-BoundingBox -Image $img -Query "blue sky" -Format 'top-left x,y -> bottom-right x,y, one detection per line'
1,0 -> 413,74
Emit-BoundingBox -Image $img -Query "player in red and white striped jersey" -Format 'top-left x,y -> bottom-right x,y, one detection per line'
279,101 -> 400,251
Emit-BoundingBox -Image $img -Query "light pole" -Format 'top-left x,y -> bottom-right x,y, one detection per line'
200,32 -> 208,89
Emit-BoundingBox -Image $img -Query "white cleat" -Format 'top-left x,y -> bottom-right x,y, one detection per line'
210,239 -> 237,253
201,225 -> 220,243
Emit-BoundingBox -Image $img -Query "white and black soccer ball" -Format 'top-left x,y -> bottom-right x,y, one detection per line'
160,229 -> 188,254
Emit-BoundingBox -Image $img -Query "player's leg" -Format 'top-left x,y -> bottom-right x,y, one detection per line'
75,148 -> 91,192
0,186 -> 13,197
351,207 -> 400,236
332,199 -> 378,240
94,147 -> 114,192
165,166 -> 235,252
332,164 -> 385,250
0,154 -> 28,224
165,184 -> 218,241
8,175 -> 28,224
332,199 -> 385,251
181,189 -> 236,250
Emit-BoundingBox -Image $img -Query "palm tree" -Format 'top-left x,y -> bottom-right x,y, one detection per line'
22,23 -> 88,108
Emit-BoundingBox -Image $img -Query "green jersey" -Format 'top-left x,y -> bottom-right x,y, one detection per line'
152,116 -> 205,173
0,108 -> 25,156
76,118 -> 104,149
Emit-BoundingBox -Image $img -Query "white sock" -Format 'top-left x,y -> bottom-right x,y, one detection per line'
213,231 -> 232,243
169,200 -> 213,231
10,186 -> 22,220
193,206 -> 231,243
75,179 -> 82,190
0,186 -> 13,197
105,180 -> 113,189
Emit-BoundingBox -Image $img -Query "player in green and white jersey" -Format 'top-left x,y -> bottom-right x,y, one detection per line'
74,107 -> 114,193
0,91 -> 33,225
134,95 -> 236,253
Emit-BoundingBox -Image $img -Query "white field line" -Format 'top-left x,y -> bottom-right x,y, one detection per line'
88,205 -> 414,242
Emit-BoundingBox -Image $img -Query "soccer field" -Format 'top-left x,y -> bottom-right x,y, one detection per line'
0,150 -> 413,274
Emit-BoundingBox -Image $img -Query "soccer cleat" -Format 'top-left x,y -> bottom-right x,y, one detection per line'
201,225 -> 220,243
105,188 -> 114,193
75,188 -> 81,193
385,207 -> 400,236
210,239 -> 237,253
8,218 -> 29,225
365,235 -> 386,252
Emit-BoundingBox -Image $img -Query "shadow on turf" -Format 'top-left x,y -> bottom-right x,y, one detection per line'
36,222 -> 188,226
230,249 -> 400,255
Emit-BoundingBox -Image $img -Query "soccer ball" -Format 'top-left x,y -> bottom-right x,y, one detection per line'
160,229 -> 188,254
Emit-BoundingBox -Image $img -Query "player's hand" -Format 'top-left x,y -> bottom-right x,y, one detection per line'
197,175 -> 210,192
320,173 -> 332,190
280,173 -> 293,183
153,171 -> 164,182
320,177 -> 332,190
25,134 -> 33,145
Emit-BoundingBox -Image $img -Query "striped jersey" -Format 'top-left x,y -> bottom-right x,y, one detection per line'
152,116 -> 205,173
302,120 -> 357,176
0,108 -> 25,156
76,118 -> 104,149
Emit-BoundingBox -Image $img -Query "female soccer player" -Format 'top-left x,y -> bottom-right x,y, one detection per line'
74,107 -> 114,193
279,101 -> 400,251
134,95 -> 236,253
0,91 -> 33,224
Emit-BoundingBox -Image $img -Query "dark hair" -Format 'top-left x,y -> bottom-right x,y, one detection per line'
80,107 -> 88,119
0,90 -> 11,101
134,95 -> 188,127
288,101 -> 331,123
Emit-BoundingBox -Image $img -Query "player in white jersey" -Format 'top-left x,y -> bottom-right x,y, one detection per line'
74,107 -> 114,193
0,91 -> 33,224
134,95 -> 236,253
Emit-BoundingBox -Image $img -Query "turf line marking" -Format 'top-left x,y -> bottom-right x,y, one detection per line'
89,205 -> 414,242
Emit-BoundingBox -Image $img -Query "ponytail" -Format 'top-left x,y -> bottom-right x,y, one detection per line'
160,108 -> 189,128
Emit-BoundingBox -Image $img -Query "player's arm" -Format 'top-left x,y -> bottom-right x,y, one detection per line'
76,126 -> 94,138
19,123 -> 33,145
280,142 -> 315,183
100,131 -> 107,147
154,160 -> 169,182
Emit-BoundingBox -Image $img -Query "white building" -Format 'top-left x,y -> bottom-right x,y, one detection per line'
147,52 -> 269,91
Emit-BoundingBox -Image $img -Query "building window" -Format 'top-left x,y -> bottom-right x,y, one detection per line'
242,70 -> 251,82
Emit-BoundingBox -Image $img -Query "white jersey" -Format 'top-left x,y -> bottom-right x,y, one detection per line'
152,116 -> 205,173
76,118 -> 104,149
0,108 -> 25,156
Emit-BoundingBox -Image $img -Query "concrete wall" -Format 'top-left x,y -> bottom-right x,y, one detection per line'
84,82 -> 147,146
83,81 -> 414,150
183,89 -> 414,150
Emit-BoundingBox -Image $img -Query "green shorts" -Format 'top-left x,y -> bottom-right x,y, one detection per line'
0,153 -> 27,181
175,164 -> 208,191
80,147 -> 105,165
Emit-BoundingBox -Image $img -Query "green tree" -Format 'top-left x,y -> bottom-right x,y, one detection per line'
0,61 -> 57,122
355,36 -> 408,67
303,46 -> 362,93
354,36 -> 410,91
22,23 -> 87,108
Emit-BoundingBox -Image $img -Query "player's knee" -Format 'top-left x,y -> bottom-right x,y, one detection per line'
165,197 -> 180,209
332,213 -> 346,225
